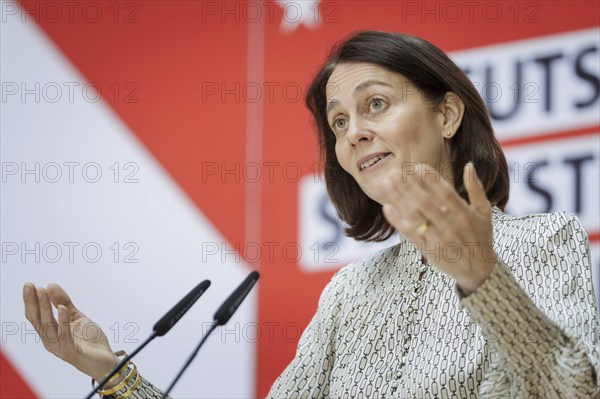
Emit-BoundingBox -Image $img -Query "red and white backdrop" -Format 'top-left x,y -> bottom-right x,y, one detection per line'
1,1 -> 598,398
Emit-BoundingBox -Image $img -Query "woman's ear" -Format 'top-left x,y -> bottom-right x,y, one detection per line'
440,92 -> 465,138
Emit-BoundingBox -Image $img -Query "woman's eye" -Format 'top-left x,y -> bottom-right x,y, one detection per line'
369,97 -> 386,113
333,118 -> 347,131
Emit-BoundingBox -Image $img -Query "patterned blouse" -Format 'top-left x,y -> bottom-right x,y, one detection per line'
108,208 -> 600,398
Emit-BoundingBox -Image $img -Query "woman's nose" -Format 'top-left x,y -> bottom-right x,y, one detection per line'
347,118 -> 374,145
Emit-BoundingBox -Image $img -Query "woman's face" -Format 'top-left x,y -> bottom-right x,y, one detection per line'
326,62 -> 454,204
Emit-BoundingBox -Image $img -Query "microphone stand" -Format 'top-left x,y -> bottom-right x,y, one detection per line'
158,271 -> 259,398
160,320 -> 219,399
83,279 -> 210,398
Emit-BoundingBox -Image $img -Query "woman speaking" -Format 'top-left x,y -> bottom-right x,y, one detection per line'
23,31 -> 600,398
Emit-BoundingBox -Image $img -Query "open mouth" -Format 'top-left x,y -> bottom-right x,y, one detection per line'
359,153 -> 391,171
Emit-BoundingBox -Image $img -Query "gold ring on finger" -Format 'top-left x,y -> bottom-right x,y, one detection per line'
416,220 -> 430,235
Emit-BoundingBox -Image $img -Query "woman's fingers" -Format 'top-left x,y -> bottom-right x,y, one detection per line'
381,164 -> 463,235
47,283 -> 80,316
463,162 -> 491,216
379,176 -> 430,250
37,287 -> 61,350
47,285 -> 79,356
56,304 -> 77,360
417,165 -> 467,212
23,283 -> 77,357
23,282 -> 41,328
381,203 -> 410,232
23,282 -> 116,379
379,162 -> 497,277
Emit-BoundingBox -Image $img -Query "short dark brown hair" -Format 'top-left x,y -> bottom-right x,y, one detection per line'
305,31 -> 509,242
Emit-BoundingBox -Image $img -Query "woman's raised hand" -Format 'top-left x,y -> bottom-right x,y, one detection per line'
23,282 -> 119,382
379,162 -> 497,295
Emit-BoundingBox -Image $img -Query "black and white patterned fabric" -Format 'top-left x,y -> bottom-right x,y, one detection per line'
267,208 -> 600,398
102,375 -> 163,399
114,208 -> 600,398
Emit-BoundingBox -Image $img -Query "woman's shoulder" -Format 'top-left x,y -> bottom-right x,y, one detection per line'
335,244 -> 400,278
492,206 -> 587,239
491,207 -> 591,277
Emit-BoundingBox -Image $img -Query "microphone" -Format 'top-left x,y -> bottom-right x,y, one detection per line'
154,280 -> 211,336
84,279 -> 211,399
214,270 -> 259,325
160,271 -> 259,399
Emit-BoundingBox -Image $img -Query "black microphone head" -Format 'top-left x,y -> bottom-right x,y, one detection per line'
213,271 -> 259,325
153,279 -> 211,336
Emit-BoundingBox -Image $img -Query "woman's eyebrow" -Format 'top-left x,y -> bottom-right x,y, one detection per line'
326,99 -> 340,116
327,80 -> 393,115
353,80 -> 392,95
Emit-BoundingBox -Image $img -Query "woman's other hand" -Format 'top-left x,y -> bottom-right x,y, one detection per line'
23,282 -> 119,382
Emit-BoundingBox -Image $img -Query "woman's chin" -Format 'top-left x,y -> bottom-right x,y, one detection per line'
360,183 -> 388,206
